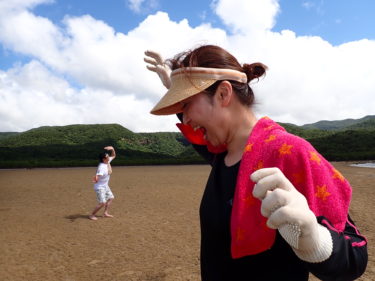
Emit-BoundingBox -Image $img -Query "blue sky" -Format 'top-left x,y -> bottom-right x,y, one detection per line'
3,0 -> 375,69
33,0 -> 375,44
0,0 -> 374,132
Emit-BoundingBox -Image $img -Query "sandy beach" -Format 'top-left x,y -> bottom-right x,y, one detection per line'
0,163 -> 373,281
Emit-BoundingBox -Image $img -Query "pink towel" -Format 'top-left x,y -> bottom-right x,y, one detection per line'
231,117 -> 352,258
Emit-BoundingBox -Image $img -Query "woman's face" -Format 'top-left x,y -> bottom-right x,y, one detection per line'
182,91 -> 225,146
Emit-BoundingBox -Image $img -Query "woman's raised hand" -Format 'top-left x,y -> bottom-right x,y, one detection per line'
144,50 -> 172,89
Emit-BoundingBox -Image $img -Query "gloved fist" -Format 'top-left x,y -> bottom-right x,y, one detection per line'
144,50 -> 172,89
251,168 -> 333,263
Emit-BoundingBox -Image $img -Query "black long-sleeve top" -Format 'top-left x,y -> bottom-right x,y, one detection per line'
194,145 -> 367,281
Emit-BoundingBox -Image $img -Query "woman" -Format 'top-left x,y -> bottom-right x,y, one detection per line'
144,45 -> 367,280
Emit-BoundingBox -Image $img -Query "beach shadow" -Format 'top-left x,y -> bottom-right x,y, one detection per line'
65,214 -> 89,222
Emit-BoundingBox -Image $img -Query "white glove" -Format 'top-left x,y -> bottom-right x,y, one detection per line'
144,50 -> 172,89
251,168 -> 333,263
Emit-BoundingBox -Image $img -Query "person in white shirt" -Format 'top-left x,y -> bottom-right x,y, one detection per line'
89,146 -> 116,221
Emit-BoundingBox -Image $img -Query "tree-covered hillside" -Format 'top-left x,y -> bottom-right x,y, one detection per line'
281,116 -> 375,161
301,115 -> 375,130
0,132 -> 19,140
0,124 -> 203,168
0,116 -> 374,168
309,130 -> 375,161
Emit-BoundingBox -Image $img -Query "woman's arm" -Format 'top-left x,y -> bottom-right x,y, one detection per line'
307,216 -> 368,280
252,168 -> 368,280
104,146 -> 116,160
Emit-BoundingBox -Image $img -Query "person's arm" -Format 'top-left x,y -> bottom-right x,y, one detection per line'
93,165 -> 104,182
144,50 -> 172,89
104,146 -> 115,175
306,216 -> 368,281
104,146 -> 116,161
251,168 -> 367,280
251,167 -> 334,262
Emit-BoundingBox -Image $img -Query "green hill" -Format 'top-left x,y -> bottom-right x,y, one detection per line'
280,119 -> 375,161
308,130 -> 375,161
0,124 -> 203,168
0,132 -> 19,140
278,123 -> 332,139
301,115 -> 375,130
345,118 -> 375,130
0,116 -> 374,168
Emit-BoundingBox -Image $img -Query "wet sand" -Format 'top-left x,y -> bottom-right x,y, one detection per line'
0,163 -> 373,280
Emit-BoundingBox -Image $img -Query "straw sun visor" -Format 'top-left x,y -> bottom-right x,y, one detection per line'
150,67 -> 247,115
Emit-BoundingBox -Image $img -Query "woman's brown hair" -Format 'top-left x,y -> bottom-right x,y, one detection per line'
167,45 -> 267,106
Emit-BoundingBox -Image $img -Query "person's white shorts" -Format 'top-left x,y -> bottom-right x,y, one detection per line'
95,186 -> 114,203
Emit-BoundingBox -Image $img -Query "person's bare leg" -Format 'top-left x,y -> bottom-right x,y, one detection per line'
89,203 -> 105,220
103,198 -> 114,218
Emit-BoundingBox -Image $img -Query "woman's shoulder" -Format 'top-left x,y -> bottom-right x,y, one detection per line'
276,128 -> 312,148
255,119 -> 314,153
98,162 -> 108,169
251,120 -> 320,167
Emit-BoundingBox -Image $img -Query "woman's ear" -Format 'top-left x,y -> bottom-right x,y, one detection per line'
216,81 -> 233,107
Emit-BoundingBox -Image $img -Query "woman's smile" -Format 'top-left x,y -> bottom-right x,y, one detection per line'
194,126 -> 208,140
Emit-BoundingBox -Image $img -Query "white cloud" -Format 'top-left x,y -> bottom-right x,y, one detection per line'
0,61 -> 177,132
0,0 -> 53,13
127,0 -> 146,13
0,61 -> 81,131
213,0 -> 280,34
0,0 -> 374,133
0,11 -> 64,65
210,0 -> 375,125
302,1 -> 314,10
127,0 -> 159,14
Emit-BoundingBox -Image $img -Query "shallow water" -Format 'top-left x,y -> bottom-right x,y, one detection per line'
350,163 -> 375,168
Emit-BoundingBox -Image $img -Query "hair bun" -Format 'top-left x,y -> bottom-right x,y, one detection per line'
243,62 -> 268,82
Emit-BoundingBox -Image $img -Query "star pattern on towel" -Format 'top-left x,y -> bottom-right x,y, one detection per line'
310,151 -> 321,165
243,194 -> 256,207
254,160 -> 264,171
279,143 -> 293,155
265,134 -> 276,143
332,168 -> 345,182
264,124 -> 275,131
244,143 -> 253,152
315,184 -> 331,201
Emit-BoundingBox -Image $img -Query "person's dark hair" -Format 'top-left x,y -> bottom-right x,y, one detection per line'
98,152 -> 109,163
167,45 -> 267,106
